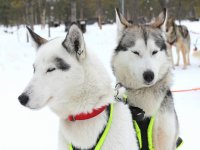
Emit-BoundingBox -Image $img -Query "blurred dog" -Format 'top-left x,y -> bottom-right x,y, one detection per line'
166,18 -> 191,69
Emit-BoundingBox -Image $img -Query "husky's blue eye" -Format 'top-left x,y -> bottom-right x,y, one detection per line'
132,51 -> 140,56
46,68 -> 56,73
152,50 -> 158,55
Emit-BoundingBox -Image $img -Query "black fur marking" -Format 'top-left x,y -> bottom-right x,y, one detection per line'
124,40 -> 135,48
115,33 -> 135,53
26,26 -> 47,47
160,89 -> 174,112
115,44 -> 127,52
166,90 -> 172,97
152,33 -> 167,51
74,39 -> 80,53
160,43 -> 167,51
55,57 -> 70,71
141,26 -> 148,45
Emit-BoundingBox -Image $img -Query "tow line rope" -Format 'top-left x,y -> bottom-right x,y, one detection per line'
172,87 -> 200,93
189,30 -> 200,35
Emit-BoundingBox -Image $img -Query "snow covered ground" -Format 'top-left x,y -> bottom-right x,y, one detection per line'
0,21 -> 200,150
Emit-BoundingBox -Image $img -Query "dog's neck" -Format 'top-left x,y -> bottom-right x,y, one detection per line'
51,54 -> 115,149
60,104 -> 109,149
126,72 -> 172,117
67,105 -> 108,121
50,55 -> 114,119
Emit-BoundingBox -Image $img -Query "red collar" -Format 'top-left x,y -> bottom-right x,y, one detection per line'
68,105 -> 108,121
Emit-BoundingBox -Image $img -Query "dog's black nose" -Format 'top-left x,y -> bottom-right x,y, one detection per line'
18,94 -> 29,106
143,71 -> 154,83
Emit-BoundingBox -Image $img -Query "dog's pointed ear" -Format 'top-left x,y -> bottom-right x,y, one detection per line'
115,8 -> 131,37
149,8 -> 168,31
62,24 -> 86,60
26,26 -> 47,49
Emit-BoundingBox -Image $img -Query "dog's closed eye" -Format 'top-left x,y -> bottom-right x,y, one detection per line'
46,68 -> 56,73
152,50 -> 158,55
132,51 -> 140,56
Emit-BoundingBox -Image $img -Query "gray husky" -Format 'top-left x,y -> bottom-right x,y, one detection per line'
112,9 -> 181,150
166,18 -> 191,69
18,24 -> 138,150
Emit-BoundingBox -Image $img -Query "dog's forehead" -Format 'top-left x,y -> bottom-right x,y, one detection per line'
120,25 -> 165,49
35,38 -> 67,63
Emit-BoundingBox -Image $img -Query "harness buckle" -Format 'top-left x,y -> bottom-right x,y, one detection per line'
129,106 -> 145,121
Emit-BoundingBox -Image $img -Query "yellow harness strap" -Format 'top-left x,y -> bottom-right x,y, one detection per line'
134,116 -> 183,150
124,94 -> 183,150
133,116 -> 155,150
69,104 -> 114,150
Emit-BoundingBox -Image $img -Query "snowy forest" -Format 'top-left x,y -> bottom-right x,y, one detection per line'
0,0 -> 200,27
1,0 -> 200,150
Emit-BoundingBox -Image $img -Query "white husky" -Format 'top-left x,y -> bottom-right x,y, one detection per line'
18,24 -> 138,150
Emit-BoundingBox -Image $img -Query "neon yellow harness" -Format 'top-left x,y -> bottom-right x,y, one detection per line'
133,116 -> 183,150
133,117 -> 155,150
123,94 -> 183,150
69,104 -> 114,150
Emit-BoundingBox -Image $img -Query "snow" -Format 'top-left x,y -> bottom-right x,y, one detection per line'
0,21 -> 200,150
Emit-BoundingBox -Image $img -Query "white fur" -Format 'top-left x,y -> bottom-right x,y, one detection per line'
153,112 -> 177,150
20,25 -> 139,150
59,102 -> 138,150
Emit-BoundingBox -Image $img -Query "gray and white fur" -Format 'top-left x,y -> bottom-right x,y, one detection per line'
112,9 -> 179,150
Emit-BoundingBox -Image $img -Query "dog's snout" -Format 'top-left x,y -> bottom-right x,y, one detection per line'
143,71 -> 154,83
18,94 -> 29,106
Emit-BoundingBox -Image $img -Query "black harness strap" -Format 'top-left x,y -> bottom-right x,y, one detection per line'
114,87 -> 183,149
176,137 -> 183,148
136,118 -> 151,150
129,106 -> 145,122
71,105 -> 111,150
130,106 -> 183,150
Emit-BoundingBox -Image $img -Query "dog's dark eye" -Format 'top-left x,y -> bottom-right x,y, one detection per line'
132,51 -> 140,56
46,68 -> 56,73
152,50 -> 158,55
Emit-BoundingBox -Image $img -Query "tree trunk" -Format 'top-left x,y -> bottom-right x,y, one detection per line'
159,0 -> 169,9
80,0 -> 84,20
71,0 -> 77,22
96,0 -> 102,29
25,1 -> 34,42
131,0 -> 138,23
41,9 -> 46,29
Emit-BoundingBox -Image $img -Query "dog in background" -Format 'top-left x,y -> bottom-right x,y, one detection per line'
166,18 -> 191,69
